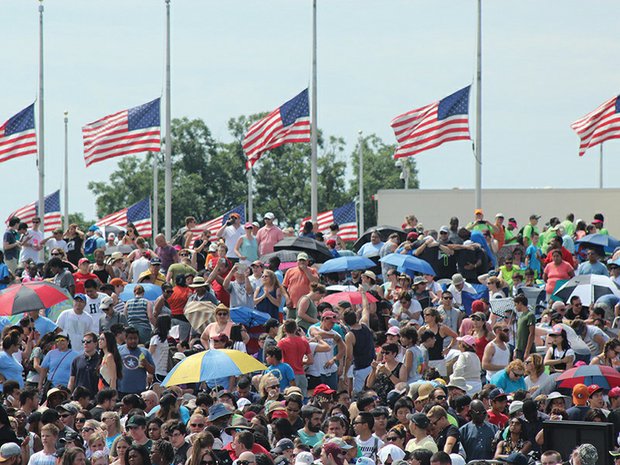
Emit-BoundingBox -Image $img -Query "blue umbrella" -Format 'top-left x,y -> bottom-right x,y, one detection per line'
230,307 -> 271,327
576,233 -> 620,254
379,253 -> 436,276
319,256 -> 376,274
120,283 -> 163,302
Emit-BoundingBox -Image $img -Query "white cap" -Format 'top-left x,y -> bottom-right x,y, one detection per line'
264,212 -> 276,220
295,452 -> 314,465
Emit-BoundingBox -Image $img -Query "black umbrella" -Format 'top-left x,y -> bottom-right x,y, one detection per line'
104,225 -> 126,236
260,250 -> 302,264
352,225 -> 407,252
104,245 -> 135,256
273,237 -> 332,263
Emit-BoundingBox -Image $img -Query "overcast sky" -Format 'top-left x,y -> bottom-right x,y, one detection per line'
2,0 -> 620,228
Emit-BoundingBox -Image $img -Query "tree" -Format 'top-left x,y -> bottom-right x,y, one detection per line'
349,134 -> 419,228
67,213 -> 96,232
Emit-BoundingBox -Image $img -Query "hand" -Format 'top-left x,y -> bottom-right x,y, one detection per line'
324,359 -> 336,369
239,256 -> 247,260
371,360 -> 379,370
442,348 -> 450,356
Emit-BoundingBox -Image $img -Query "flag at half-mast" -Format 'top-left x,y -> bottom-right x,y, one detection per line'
391,86 -> 471,159
82,98 -> 161,167
571,94 -> 620,156
190,205 -> 246,243
243,89 -> 311,169
5,191 -> 61,233
301,202 -> 358,242
0,104 -> 37,164
96,198 -> 152,237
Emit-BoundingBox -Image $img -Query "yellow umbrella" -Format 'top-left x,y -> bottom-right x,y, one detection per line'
162,349 -> 267,387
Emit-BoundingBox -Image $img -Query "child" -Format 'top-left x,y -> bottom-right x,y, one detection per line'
525,232 -> 542,277
264,346 -> 295,390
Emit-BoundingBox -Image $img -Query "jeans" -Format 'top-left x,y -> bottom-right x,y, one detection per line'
320,371 -> 339,390
295,373 -> 308,397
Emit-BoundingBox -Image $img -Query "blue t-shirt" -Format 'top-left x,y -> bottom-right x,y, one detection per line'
577,261 -> 609,277
0,351 -> 23,390
34,316 -> 58,337
0,263 -> 9,291
266,362 -> 295,389
490,369 -> 527,394
525,245 -> 541,273
117,345 -> 155,394
0,317 -> 11,333
42,349 -> 79,387
147,405 -> 191,424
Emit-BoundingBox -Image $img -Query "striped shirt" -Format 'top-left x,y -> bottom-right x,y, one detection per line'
126,297 -> 151,332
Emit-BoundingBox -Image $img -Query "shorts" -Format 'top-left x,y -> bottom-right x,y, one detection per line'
307,374 -> 321,390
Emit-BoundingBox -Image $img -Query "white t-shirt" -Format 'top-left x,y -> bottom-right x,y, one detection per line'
45,238 -> 68,252
393,299 -> 422,323
85,292 -> 107,322
56,310 -> 97,353
20,229 -> 44,263
149,335 -> 169,376
356,435 -> 384,459
222,225 -> 243,258
131,257 -> 150,283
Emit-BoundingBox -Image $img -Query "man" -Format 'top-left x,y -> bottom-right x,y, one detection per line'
166,250 -> 197,285
153,234 -> 178,273
138,258 -> 167,285
216,213 -> 243,262
358,232 -> 384,257
0,443 -> 22,465
83,279 -> 107,321
370,407 -> 389,440
264,346 -> 295,390
117,327 -> 155,396
57,402 -> 78,431
571,318 -> 608,359
522,214 -> 541,249
126,415 -> 152,448
354,411 -> 384,460
29,309 -> 59,338
41,228 -> 68,253
187,277 -> 219,304
514,295 -> 535,360
141,390 -> 159,416
271,438 -> 295,462
18,389 -> 37,416
446,273 -> 476,308
282,252 -> 319,320
466,209 -> 496,235
56,294 -> 96,353
308,310 -> 345,389
256,212 -> 284,256
578,249 -> 609,276
278,320 -> 312,396
223,263 -> 253,308
566,384 -> 591,421
129,250 -> 152,283
29,423 -> 58,465
73,259 -> 99,294
4,217 -> 22,273
587,384 -> 608,413
459,400 -> 497,460
99,296 -> 127,333
482,323 -> 510,382
448,217 -> 463,245
39,332 -> 79,389
67,332 -> 100,393
343,294 -> 375,394
565,296 -> 588,321
427,405 -> 460,454
167,421 -> 189,465
175,216 -> 197,250
486,388 -> 508,428
297,405 -> 325,447
229,430 -> 256,461
89,388 -> 117,421
493,213 -> 506,251
593,213 -> 608,235
237,452 -> 256,465
571,444 -> 598,465
541,451 -> 563,465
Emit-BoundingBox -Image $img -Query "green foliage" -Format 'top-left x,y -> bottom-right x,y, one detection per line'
67,212 -> 96,232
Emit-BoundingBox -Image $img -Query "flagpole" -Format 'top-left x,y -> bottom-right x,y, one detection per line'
310,0 -> 318,224
38,0 -> 45,245
599,143 -> 603,189
63,111 -> 69,230
153,155 -> 158,238
164,0 -> 172,241
474,0 -> 482,209
247,168 -> 253,222
358,131 -> 364,235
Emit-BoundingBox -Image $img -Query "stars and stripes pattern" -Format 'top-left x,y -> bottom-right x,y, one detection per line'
190,205 -> 246,243
391,86 -> 471,159
96,198 -> 152,237
5,191 -> 61,233
571,95 -> 620,156
243,89 -> 311,169
302,202 -> 358,242
82,98 -> 161,167
0,104 -> 37,164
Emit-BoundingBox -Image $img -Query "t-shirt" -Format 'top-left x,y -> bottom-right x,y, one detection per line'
167,263 -> 197,284
54,270 -> 75,292
221,225 -> 244,259
405,435 -> 438,453
357,435 -> 385,458
73,272 -> 99,294
117,345 -> 155,394
85,292 -> 107,321
3,230 -> 18,261
577,261 -> 609,277
65,236 -> 84,265
277,336 -> 311,374
525,245 -> 542,273
435,424 -> 460,454
56,310 -> 97,354
0,351 -> 23,390
282,267 -> 319,308
486,410 -> 509,428
358,241 -> 385,257
70,351 -> 101,395
28,450 -> 56,465
543,260 -> 574,295
516,311 -> 536,354
42,349 -> 79,387
155,245 -> 178,272
490,369 -> 527,393
0,264 -> 9,291
33,316 -> 58,337
99,311 -> 128,333
265,361 -> 295,389
297,429 -> 325,447
150,335 -> 169,376
46,238 -> 68,252
20,229 -> 44,263
522,224 -> 539,245
228,281 -> 253,308
256,226 -> 284,256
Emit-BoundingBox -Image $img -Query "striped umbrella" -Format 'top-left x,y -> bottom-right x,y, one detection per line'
0,282 -> 71,316
556,365 -> 620,390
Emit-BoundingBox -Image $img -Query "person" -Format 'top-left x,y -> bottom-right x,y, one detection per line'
149,315 -> 171,383
482,323 -> 511,382
256,213 -> 284,256
216,213 -> 243,262
165,250 -> 197,285
297,406 -> 324,447
98,331 -> 123,390
67,332 -> 100,394
344,291 -> 375,394
200,304 -> 235,349
514,295 -> 535,361
524,354 -> 551,393
353,411 -> 383,460
28,423 -> 58,465
577,249 -> 609,276
153,235 -> 178,274
590,338 -> 620,367
222,263 -> 253,308
282,253 -> 319,320
544,324 -> 575,373
450,335 -> 481,394
571,444 -> 598,465
124,285 -> 153,345
366,343 -> 405,401
427,406 -> 459,455
278,319 -> 313,396
4,217 -> 23,273
459,400 -> 498,460
406,412 -> 437,453
419,308 -> 457,377
543,250 -> 575,300
99,296 -> 127,333
234,223 -> 259,265
56,294 -> 97,353
307,310 -> 345,390
254,269 -> 284,320
0,333 -> 24,391
64,224 -> 86,266
117,327 -> 155,396
566,383 -> 591,421
490,360 -> 527,394
358,232 -> 385,257
149,439 -> 175,465
39,332 -> 79,389
138,258 -> 166,286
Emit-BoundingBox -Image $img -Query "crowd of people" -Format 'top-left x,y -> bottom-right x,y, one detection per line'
0,209 -> 619,465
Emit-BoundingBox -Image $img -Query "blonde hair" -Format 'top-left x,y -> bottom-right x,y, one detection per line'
259,373 -> 280,398
507,359 -> 526,373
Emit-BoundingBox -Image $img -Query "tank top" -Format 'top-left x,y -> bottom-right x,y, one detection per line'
93,267 -> 110,283
486,341 -> 511,381
350,325 -> 375,370
428,325 -> 445,361
239,237 -> 258,262
256,288 -> 279,320
126,297 -> 151,331
296,297 -> 317,331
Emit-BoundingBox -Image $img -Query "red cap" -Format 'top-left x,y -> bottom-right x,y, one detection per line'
313,384 -> 336,396
471,300 -> 485,313
609,387 -> 620,398
78,258 -> 90,265
592,219 -> 603,224
244,411 -> 257,421
407,231 -> 419,240
270,410 -> 288,419
326,239 -> 336,247
588,384 -> 603,396
321,311 -> 338,320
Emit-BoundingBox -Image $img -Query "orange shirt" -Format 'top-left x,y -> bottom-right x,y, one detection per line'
283,266 -> 318,308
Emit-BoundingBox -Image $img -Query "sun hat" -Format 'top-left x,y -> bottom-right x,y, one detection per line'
447,377 -> 472,392
457,335 -> 476,348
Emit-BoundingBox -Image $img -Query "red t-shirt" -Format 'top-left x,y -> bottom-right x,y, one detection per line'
73,272 -> 99,294
278,335 -> 311,375
487,409 -> 508,428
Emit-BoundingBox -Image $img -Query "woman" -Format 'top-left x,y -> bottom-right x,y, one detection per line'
401,326 -> 424,384
101,412 -> 122,449
254,270 -> 283,320
393,292 -> 422,324
64,224 -> 85,266
490,360 -> 527,393
487,276 -> 507,299
92,248 -> 114,284
296,283 -> 325,332
167,275 -> 192,322
543,250 -> 575,299
234,223 -> 259,265
544,324 -> 575,373
122,224 -> 140,247
419,307 -> 458,377
384,424 -> 408,452
584,408 -> 607,422
125,445 -> 151,465
156,393 -> 182,422
378,269 -> 399,301
201,304 -> 234,349
299,221 -> 316,239
189,449 -> 218,465
186,431 -> 215,465
412,277 -> 434,310
124,285 -> 153,344
147,418 -> 163,441
127,237 -> 156,263
110,435 -> 133,465
98,331 -> 123,390
26,332 -> 55,388
259,373 -> 283,407
450,335 -> 482,394
229,324 -> 248,353
366,343 -> 406,401
524,353 -> 551,392
590,339 -> 620,367
471,312 -> 491,361
494,417 -> 532,458
149,315 -> 171,383
153,284 -> 173,321
62,448 -> 87,465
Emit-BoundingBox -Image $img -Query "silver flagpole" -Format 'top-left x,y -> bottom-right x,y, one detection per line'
153,155 -> 159,237
599,143 -> 603,189
358,131 -> 364,235
164,0 -> 172,240
63,111 -> 69,230
247,168 -> 253,222
310,0 -> 318,224
38,0 -> 45,257
475,0 -> 482,209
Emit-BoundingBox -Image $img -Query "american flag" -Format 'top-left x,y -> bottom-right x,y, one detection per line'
96,198 -> 152,237
6,190 -> 62,233
302,202 -> 358,242
243,89 -> 311,169
391,86 -> 471,159
571,95 -> 620,156
0,104 -> 37,164
190,205 -> 246,243
82,98 -> 161,167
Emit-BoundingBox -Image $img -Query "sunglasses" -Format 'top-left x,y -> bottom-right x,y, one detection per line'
51,253 -> 61,256
435,395 -> 446,400
471,316 -> 481,321
512,372 -> 525,377
385,436 -> 399,441
443,296 -> 453,300
82,339 -> 95,344
60,413 -> 72,418
191,423 -> 205,428
81,427 -> 94,433
267,385 -> 279,390
237,461 -> 255,465
180,254 -> 189,258
217,312 -> 228,317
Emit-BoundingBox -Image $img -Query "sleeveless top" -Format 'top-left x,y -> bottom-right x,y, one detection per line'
414,290 -> 431,309
93,267 -> 110,284
486,341 -> 511,381
350,325 -> 375,370
126,297 -> 150,331
256,288 -> 279,319
427,325 -> 445,361
296,297 -> 317,331
372,362 -> 403,400
239,237 -> 258,262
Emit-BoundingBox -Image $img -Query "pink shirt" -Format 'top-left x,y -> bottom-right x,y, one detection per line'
544,260 -> 573,294
256,225 -> 284,256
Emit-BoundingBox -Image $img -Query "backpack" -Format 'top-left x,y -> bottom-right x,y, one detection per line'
171,227 -> 188,247
84,236 -> 98,255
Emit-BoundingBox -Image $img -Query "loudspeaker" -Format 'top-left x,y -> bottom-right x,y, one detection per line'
543,420 -> 615,465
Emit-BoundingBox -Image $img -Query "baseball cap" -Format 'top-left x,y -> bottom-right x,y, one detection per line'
386,326 -> 400,336
572,383 -> 589,406
588,384 -> 604,396
609,387 -> 620,399
88,225 -> 100,232
326,438 -> 354,450
78,258 -> 90,265
530,214 -> 541,220
244,222 -> 253,229
313,384 -> 336,396
439,225 -> 449,233
297,252 -> 309,261
508,400 -> 524,415
264,212 -> 275,220
452,273 -> 464,285
110,278 -> 127,286
355,458 -> 376,465
549,324 -> 564,335
0,443 -> 21,462
321,310 -> 338,320
57,403 -> 79,415
126,415 -> 147,428
100,296 -> 114,310
272,438 -> 295,455
457,335 -> 476,348
474,209 -> 483,215
495,213 -> 505,218
73,293 -> 87,302
295,452 -> 314,465
229,213 -> 241,219
406,412 -> 430,428
500,452 -> 529,465
489,388 -> 508,401
471,300 -> 484,313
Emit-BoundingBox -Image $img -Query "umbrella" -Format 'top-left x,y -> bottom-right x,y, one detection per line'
104,245 -> 135,256
184,301 -> 217,334
352,226 -> 407,252
326,285 -> 358,293
576,233 -> 620,254
104,225 -> 126,237
322,291 -> 378,306
162,349 -> 267,387
0,282 -> 72,316
556,365 -> 620,390
553,274 -> 620,306
260,250 -> 302,264
273,237 -> 332,263
230,307 -> 271,327
119,283 -> 163,302
318,256 -> 375,274
380,253 -> 436,276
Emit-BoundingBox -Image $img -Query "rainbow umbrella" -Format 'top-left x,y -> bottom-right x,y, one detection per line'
162,349 -> 267,387
556,365 -> 620,390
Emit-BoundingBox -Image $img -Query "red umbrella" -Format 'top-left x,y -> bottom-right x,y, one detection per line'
556,365 -> 620,390
322,291 -> 378,306
0,282 -> 71,316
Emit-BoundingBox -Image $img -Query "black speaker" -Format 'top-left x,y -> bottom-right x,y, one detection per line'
543,420 -> 615,465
